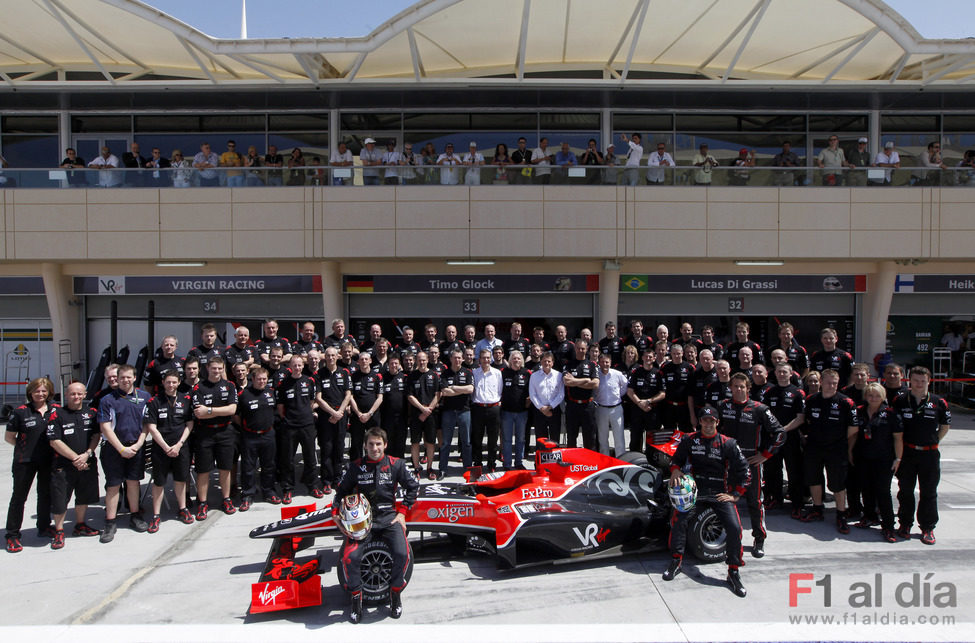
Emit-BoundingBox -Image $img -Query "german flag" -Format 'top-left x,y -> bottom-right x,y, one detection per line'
345,276 -> 374,293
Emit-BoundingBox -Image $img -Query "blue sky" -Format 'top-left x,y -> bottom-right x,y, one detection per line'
144,0 -> 973,40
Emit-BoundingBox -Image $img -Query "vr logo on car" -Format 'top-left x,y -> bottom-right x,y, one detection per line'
572,523 -> 610,548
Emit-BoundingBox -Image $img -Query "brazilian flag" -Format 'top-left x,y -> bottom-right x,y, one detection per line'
621,275 -> 647,292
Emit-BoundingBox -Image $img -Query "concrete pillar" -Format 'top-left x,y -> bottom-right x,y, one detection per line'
860,261 -> 897,373
320,261 -> 343,324
598,261 -> 620,333
41,262 -> 81,389
868,108 -> 881,158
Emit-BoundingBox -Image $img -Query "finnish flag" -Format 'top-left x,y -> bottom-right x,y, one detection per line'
895,274 -> 914,293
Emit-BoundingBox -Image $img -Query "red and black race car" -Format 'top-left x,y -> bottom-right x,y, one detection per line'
247,436 -> 726,613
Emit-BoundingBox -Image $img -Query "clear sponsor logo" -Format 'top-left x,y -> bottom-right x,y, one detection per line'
426,504 -> 475,523
539,451 -> 562,464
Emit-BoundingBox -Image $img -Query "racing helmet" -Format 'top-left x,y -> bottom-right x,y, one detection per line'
337,494 -> 372,540
668,474 -> 697,513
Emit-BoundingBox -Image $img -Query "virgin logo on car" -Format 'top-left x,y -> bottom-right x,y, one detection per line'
569,464 -> 597,473
426,505 -> 475,523
521,487 -> 554,499
259,585 -> 287,606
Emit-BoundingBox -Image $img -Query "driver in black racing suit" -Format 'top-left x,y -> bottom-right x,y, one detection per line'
333,426 -> 419,623
664,405 -> 751,597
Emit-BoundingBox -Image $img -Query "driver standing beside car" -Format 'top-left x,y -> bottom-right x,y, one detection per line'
333,426 -> 419,624
664,405 -> 751,597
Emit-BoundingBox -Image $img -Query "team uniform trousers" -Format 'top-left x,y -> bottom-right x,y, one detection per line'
50,462 -> 100,515
150,434 -> 191,486
501,410 -> 528,467
565,400 -> 596,450
277,422 -> 320,492
439,409 -> 472,472
240,429 -> 276,498
384,409 -> 409,457
763,430 -> 805,505
857,455 -> 895,529
532,406 -> 562,444
470,403 -> 500,468
669,498 -> 743,567
897,449 -> 940,531
6,461 -> 52,538
349,412 -> 380,463
803,439 -> 848,492
340,522 -> 411,593
317,411 -> 347,485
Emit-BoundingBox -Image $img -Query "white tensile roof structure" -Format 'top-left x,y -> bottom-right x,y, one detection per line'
1,0 -> 974,87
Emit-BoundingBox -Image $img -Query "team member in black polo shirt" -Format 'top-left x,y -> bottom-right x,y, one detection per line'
627,350 -> 665,453
191,356 -> 239,519
625,320 -> 652,358
500,351 -> 531,469
727,322 -> 764,367
706,360 -> 734,407
419,323 -> 439,352
853,382 -> 903,542
223,325 -> 257,371
315,346 -> 352,489
660,344 -> 694,432
324,318 -> 357,350
46,382 -> 101,550
381,354 -> 410,459
892,366 -> 950,545
292,321 -> 325,357
143,335 -> 185,395
407,351 -> 440,479
257,319 -> 292,367
143,371 -> 195,530
764,363 -> 807,518
187,323 -> 223,369
809,327 -> 854,386
179,357 -> 200,394
236,368 -> 280,509
396,326 -> 421,357
98,365 -> 151,541
358,323 -> 384,357
598,321 -> 625,367
796,368 -> 857,532
672,322 -> 704,353
563,340 -> 599,450
883,363 -> 907,404
764,322 -> 809,377
349,352 -> 384,462
717,373 -> 784,558
4,377 -> 56,552
504,322 -> 531,359
439,325 -> 465,365
687,349 -> 718,428
552,325 -> 575,371
439,350 -> 474,476
91,364 -> 119,411
700,325 -> 724,361
277,355 -> 323,500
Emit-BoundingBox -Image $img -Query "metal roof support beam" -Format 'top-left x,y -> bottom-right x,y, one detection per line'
346,53 -> 367,82
0,70 -> 13,86
620,0 -> 649,82
293,53 -> 320,86
227,54 -> 285,82
15,68 -> 61,82
722,0 -> 770,82
790,30 -> 873,79
698,0 -> 766,73
822,26 -> 880,83
605,1 -> 644,73
407,27 -> 425,80
924,55 -> 975,84
515,0 -> 531,80
177,37 -> 218,84
883,52 -> 909,83
48,0 -> 150,72
40,0 -> 114,84
116,69 -> 153,82
0,31 -> 59,68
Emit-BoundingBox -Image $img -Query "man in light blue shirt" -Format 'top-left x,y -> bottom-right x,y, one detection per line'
594,354 -> 628,456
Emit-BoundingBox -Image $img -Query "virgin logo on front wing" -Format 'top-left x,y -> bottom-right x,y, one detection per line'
259,585 -> 287,606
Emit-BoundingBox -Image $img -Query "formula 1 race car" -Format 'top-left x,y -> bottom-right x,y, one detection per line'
247,436 -> 726,613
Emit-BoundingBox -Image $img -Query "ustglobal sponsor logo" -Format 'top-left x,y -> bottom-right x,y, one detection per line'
789,572 -> 957,610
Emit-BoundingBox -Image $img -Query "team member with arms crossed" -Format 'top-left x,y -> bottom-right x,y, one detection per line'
143,371 -> 195,529
406,351 -> 440,479
277,355 -> 323,501
191,356 -> 239,519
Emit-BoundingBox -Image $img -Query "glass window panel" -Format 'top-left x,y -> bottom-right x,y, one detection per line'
71,115 -> 132,133
135,115 -> 205,132
943,115 -> 975,131
539,113 -> 599,129
470,113 -> 537,129
199,114 -> 265,132
268,113 -> 329,131
676,114 -> 804,132
671,133 -> 808,165
612,114 -> 674,131
879,114 -> 940,133
134,134 -> 267,160
2,115 -> 58,133
0,134 -> 59,168
268,132 -> 330,160
809,114 -> 868,132
403,113 -> 470,129
340,113 -> 403,130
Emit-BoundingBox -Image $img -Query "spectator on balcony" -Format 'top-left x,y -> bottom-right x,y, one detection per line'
88,146 -> 121,188
603,143 -> 619,185
170,150 -> 193,188
692,143 -> 718,186
463,141 -> 485,185
511,137 -> 532,185
382,140 -> 403,186
401,143 -> 418,184
121,142 -> 147,187
264,145 -> 284,186
873,141 -> 900,186
772,140 -> 801,186
437,143 -> 461,185
531,137 -> 554,185
329,141 -> 353,186
957,149 -> 975,186
492,143 -> 511,184
359,137 -> 382,186
286,147 -> 306,186
647,141 -> 674,185
145,147 -> 171,188
728,148 -> 755,186
847,137 -> 873,186
220,140 -> 245,187
554,141 -> 576,184
193,142 -> 220,187
621,132 -> 643,187
420,142 -> 438,184
308,156 -> 326,186
916,141 -> 947,186
578,138 -> 603,185
817,135 -> 853,186
60,148 -> 87,187
244,145 -> 263,186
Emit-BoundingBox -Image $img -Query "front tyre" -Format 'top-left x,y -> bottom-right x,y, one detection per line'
337,539 -> 414,605
686,507 -> 726,563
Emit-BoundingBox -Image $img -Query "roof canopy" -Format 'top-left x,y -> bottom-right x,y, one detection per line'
1,0 -> 974,88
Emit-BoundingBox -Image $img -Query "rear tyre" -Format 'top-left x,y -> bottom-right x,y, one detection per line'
687,507 -> 726,564
619,451 -> 649,466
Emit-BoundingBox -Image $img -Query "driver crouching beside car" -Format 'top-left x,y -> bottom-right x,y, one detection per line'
664,405 -> 751,597
333,426 -> 419,623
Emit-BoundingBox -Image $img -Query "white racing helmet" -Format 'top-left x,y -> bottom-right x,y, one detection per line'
668,474 -> 697,513
337,493 -> 373,540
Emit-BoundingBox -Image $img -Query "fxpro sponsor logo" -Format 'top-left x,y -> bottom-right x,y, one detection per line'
259,585 -> 287,606
521,487 -> 554,500
426,504 -> 475,523
569,464 -> 597,473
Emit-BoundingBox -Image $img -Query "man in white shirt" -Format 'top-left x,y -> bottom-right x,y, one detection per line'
528,352 -> 564,445
88,146 -> 121,187
329,141 -> 354,186
621,132 -> 643,186
531,138 -> 553,184
463,141 -> 485,186
594,354 -> 629,456
437,143 -> 461,185
474,324 -> 504,357
646,141 -> 674,185
381,140 -> 402,185
471,350 -> 503,471
873,141 -> 900,185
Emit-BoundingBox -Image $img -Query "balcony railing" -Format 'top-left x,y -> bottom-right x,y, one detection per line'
2,165 -> 973,188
